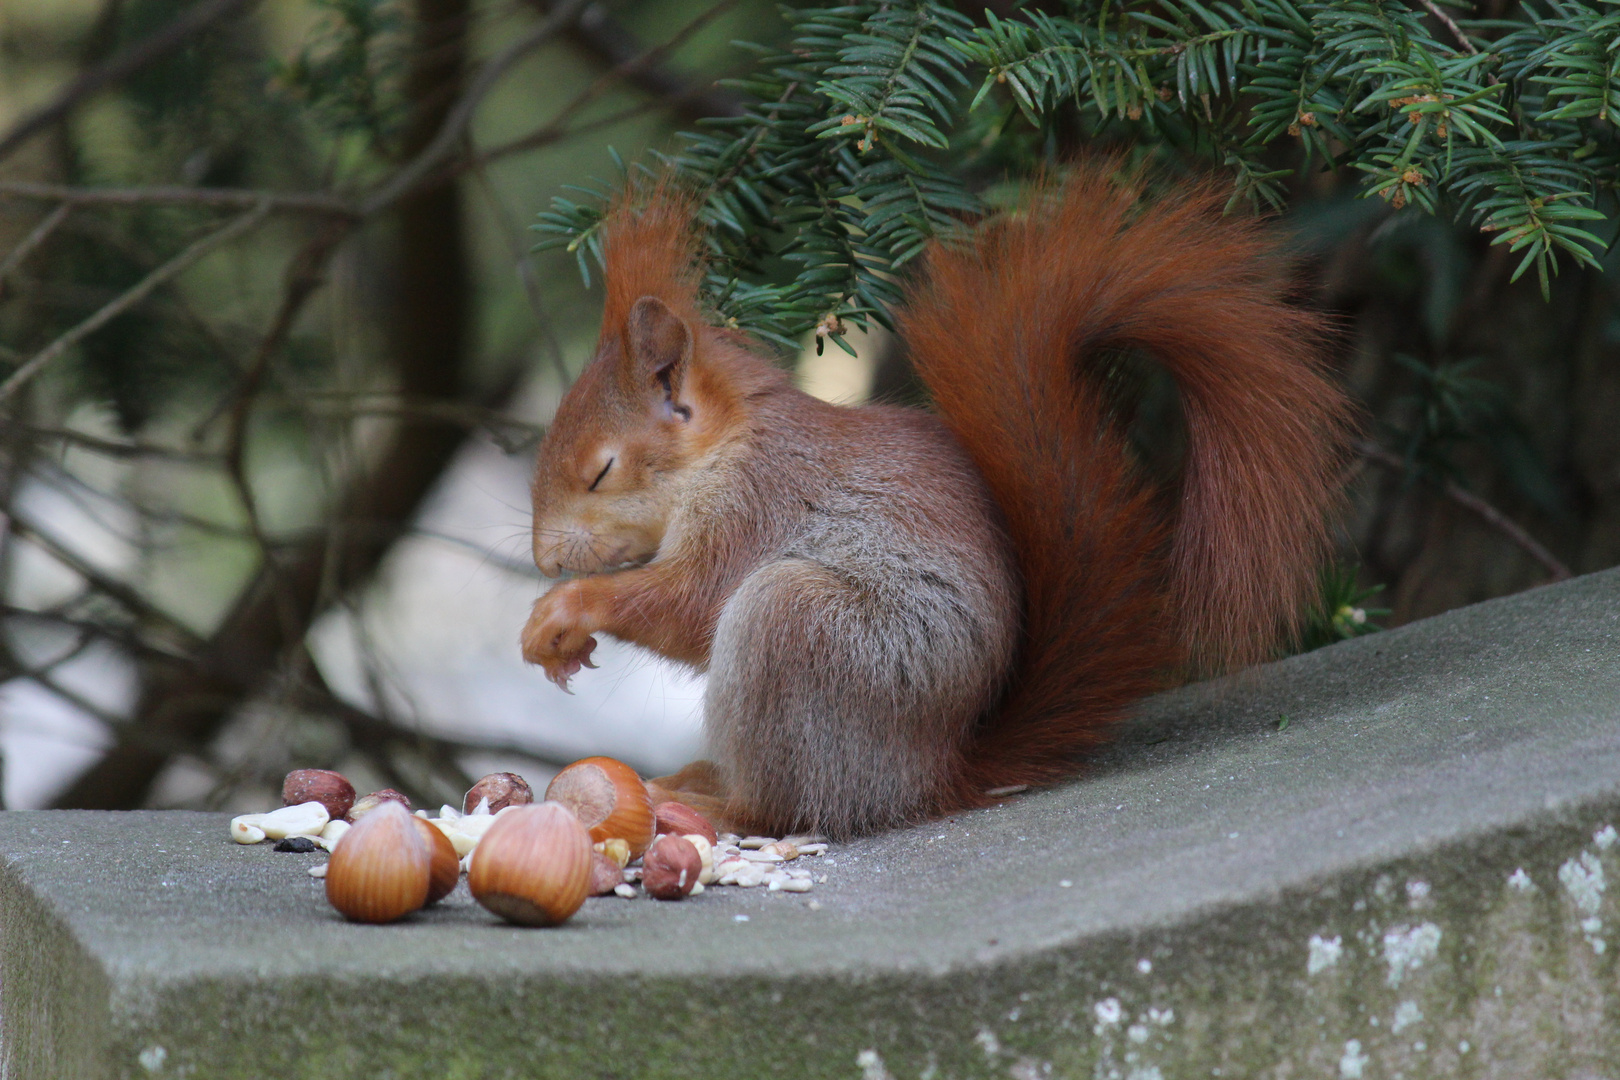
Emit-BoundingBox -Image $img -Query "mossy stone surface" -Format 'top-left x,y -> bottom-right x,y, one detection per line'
3,570 -> 1620,1077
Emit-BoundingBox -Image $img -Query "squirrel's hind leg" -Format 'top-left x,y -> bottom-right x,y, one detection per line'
644,761 -> 750,835
704,555 -> 1009,839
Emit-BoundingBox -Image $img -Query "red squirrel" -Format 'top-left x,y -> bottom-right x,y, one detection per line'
521,164 -> 1352,838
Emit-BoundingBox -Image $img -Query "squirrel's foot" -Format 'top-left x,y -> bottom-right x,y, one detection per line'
521,582 -> 601,691
645,761 -> 764,836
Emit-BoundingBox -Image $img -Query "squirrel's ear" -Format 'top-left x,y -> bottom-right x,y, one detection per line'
626,296 -> 693,412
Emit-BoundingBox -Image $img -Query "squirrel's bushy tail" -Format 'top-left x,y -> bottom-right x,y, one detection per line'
901,164 -> 1351,800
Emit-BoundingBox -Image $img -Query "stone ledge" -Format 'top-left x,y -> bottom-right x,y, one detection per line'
2,569 -> 1619,1077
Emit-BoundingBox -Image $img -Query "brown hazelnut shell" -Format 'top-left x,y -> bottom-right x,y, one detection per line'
282,769 -> 355,820
412,816 -> 461,904
642,834 -> 702,901
652,801 -> 718,847
324,802 -> 430,923
463,771 -> 534,815
544,757 -> 655,857
467,802 -> 593,926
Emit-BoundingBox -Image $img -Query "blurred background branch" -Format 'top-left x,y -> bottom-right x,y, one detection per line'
0,0 -> 259,162
1,0 -> 737,811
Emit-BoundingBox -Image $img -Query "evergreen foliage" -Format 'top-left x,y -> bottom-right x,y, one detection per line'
1298,563 -> 1389,651
271,0 -> 412,158
540,0 -> 1620,346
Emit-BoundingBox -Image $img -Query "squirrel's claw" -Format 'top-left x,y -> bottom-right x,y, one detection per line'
545,656 -> 582,693
541,637 -> 598,692
522,581 -> 600,692
547,664 -> 577,694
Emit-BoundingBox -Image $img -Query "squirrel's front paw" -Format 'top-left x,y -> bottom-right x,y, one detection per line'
521,583 -> 600,691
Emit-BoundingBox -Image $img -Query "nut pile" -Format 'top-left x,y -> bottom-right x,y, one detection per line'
228,757 -> 831,927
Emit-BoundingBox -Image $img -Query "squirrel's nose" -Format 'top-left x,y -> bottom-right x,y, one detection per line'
532,541 -> 561,578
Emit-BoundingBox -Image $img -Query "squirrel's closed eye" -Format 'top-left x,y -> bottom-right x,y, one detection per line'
588,458 -> 613,491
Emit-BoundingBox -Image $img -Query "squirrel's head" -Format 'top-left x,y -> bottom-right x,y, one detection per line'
530,190 -> 771,578
529,292 -> 713,577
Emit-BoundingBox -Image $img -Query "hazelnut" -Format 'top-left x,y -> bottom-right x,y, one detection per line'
323,803 -> 431,923
653,801 -> 718,847
588,851 -> 623,896
282,769 -> 355,820
544,757 -> 655,857
346,788 -> 411,822
463,772 -> 534,815
412,816 -> 461,904
467,802 -> 593,926
641,834 -> 702,900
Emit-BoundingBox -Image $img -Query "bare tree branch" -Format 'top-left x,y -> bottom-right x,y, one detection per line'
6,516 -> 204,649
0,0 -> 260,163
0,181 -> 354,216
297,391 -> 544,442
0,418 -> 216,463
1416,0 -> 1480,55
359,0 -> 590,216
0,604 -> 196,665
1358,440 -> 1572,582
0,201 -> 272,404
477,0 -> 741,173
49,0 -> 515,811
475,97 -> 662,167
532,0 -> 746,122
219,228 -> 352,547
0,0 -> 734,224
7,0 -> 652,811
25,458 -> 255,543
293,672 -> 569,782
0,204 -> 73,290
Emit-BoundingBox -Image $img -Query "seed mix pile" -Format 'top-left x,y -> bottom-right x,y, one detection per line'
228,762 -> 835,922
624,832 -> 830,898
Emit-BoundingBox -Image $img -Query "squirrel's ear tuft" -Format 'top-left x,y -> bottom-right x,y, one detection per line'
627,295 -> 693,401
